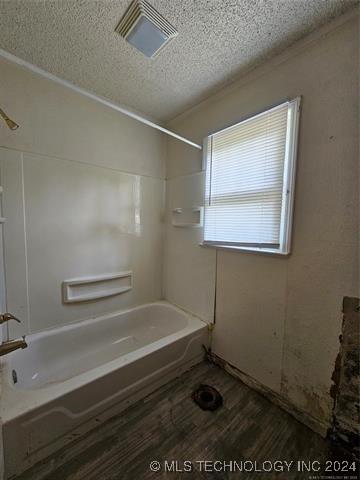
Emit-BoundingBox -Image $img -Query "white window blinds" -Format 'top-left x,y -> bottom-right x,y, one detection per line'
203,98 -> 300,253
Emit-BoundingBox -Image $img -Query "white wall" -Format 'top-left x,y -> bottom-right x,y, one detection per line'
164,171 -> 216,322
0,58 -> 165,179
0,58 -> 166,336
164,11 -> 359,431
0,8 -> 358,441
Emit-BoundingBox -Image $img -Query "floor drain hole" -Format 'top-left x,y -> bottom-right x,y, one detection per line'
192,384 -> 223,411
200,391 -> 213,403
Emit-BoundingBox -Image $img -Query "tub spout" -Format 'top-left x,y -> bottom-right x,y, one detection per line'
0,336 -> 27,356
0,312 -> 21,324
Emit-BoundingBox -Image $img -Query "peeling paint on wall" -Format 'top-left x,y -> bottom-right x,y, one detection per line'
209,352 -> 329,437
329,297 -> 359,457
281,373 -> 330,430
164,14 -> 359,439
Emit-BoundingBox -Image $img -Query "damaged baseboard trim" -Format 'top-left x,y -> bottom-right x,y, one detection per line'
209,352 -> 329,438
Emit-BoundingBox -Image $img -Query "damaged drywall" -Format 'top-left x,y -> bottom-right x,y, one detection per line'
208,352 -> 328,437
329,297 -> 359,456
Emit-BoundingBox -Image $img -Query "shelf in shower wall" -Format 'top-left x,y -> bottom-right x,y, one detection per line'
171,207 -> 204,228
62,271 -> 132,303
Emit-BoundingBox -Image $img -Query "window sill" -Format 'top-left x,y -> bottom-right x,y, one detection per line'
199,243 -> 290,257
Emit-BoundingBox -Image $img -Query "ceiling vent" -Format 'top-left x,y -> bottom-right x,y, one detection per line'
115,0 -> 178,58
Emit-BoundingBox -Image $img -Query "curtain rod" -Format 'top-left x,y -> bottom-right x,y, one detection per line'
0,48 -> 202,150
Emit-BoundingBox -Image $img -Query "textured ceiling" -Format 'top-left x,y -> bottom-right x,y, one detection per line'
0,0 -> 357,121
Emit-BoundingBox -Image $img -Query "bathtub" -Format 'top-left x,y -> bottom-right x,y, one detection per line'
0,301 -> 208,478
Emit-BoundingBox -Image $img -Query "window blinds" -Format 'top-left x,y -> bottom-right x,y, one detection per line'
204,101 -> 294,250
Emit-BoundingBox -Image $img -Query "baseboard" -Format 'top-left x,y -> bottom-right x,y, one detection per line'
209,352 -> 329,438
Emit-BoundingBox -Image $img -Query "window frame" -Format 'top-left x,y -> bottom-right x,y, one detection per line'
201,97 -> 301,255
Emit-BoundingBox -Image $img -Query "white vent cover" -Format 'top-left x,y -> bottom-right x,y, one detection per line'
115,0 -> 178,58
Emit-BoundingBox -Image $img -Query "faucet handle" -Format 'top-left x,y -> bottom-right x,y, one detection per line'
0,313 -> 21,324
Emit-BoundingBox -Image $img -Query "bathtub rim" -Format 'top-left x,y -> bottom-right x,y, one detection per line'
0,301 -> 208,423
9,299 -> 195,339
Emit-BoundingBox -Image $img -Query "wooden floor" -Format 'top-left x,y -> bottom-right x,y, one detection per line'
16,362 -> 346,480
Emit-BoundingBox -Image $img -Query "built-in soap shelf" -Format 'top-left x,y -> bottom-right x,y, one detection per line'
62,271 -> 132,304
172,206 -> 204,228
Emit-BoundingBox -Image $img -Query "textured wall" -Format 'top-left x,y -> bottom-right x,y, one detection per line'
164,12 -> 359,432
0,59 -> 166,336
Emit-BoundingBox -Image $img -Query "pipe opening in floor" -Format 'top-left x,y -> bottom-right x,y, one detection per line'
192,384 -> 223,411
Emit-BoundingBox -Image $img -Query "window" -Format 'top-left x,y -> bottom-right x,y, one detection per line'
203,98 -> 300,255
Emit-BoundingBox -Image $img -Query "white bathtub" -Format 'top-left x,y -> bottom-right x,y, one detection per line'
1,301 -> 208,478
